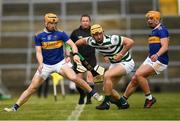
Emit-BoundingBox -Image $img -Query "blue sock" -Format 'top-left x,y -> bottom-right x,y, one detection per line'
119,96 -> 127,104
89,89 -> 96,96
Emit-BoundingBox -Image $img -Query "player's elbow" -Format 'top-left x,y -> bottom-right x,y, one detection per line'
161,45 -> 168,54
129,39 -> 134,46
164,46 -> 168,52
127,38 -> 134,48
74,41 -> 78,45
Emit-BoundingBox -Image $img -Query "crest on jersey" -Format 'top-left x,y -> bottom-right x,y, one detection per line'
47,35 -> 52,40
53,35 -> 58,40
111,35 -> 119,45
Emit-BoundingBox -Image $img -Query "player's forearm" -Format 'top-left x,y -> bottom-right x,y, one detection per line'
156,45 -> 168,57
70,43 -> 78,54
75,38 -> 87,46
66,39 -> 78,54
36,52 -> 43,65
65,48 -> 71,57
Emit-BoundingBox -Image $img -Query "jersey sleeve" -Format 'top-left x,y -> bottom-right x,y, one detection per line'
159,28 -> 169,39
70,30 -> 78,43
62,31 -> 70,43
34,35 -> 41,46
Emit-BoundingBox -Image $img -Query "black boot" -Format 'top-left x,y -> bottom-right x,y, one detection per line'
96,96 -> 110,110
119,96 -> 129,109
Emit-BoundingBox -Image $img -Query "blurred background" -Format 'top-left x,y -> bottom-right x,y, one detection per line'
0,0 -> 180,98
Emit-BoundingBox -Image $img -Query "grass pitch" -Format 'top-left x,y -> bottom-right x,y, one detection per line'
0,92 -> 180,120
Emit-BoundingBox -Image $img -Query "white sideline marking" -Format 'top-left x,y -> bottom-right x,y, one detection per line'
67,104 -> 85,121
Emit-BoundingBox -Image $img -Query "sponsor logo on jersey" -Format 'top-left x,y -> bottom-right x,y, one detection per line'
42,40 -> 63,49
148,36 -> 160,44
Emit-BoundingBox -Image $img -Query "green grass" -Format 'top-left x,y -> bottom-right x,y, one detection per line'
0,92 -> 180,120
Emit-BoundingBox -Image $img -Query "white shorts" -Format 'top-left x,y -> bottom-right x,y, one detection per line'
143,57 -> 168,74
35,59 -> 73,80
109,59 -> 135,74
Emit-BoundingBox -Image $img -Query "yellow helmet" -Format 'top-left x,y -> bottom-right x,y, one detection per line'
145,11 -> 161,21
44,13 -> 59,24
90,24 -> 103,35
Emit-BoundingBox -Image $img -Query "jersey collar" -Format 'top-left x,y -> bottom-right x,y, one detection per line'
153,23 -> 161,30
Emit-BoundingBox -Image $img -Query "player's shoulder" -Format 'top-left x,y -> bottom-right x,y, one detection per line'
109,34 -> 120,40
157,24 -> 169,35
109,34 -> 122,45
86,36 -> 93,41
35,30 -> 44,36
86,36 -> 96,44
158,24 -> 168,31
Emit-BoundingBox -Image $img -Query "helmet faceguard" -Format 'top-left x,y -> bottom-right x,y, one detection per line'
90,24 -> 103,35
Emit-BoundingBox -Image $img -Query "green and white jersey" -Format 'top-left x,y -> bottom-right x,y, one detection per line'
85,34 -> 132,63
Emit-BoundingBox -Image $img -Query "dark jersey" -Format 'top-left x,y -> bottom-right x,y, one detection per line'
70,26 -> 96,67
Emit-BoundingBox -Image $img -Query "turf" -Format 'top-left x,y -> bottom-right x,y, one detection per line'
0,92 -> 180,120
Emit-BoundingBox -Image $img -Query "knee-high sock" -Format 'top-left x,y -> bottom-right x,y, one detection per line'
87,82 -> 95,100
76,86 -> 86,96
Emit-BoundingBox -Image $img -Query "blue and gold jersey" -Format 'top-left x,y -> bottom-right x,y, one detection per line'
34,29 -> 69,65
148,24 -> 169,64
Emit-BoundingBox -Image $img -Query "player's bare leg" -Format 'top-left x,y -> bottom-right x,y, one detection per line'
109,77 -> 130,109
135,64 -> 156,108
75,71 -> 94,105
17,76 -> 44,106
135,65 -> 154,94
60,65 -> 103,102
4,75 -> 44,112
76,73 -> 86,104
122,64 -> 151,100
123,76 -> 138,99
111,89 -> 120,100
86,71 -> 95,104
96,65 -> 126,110
122,64 -> 156,108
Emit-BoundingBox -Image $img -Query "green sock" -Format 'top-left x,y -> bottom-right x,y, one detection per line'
104,95 -> 111,103
119,96 -> 127,104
